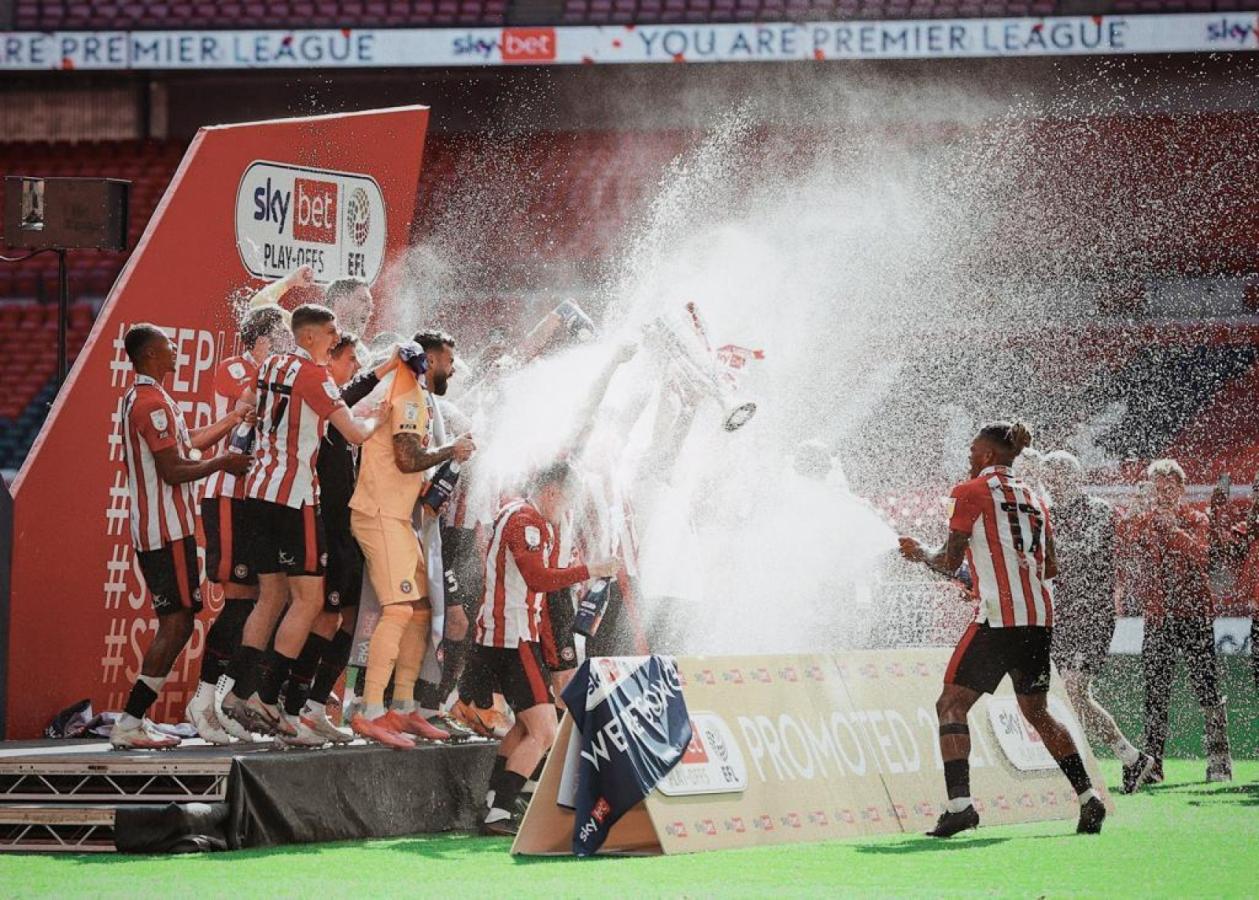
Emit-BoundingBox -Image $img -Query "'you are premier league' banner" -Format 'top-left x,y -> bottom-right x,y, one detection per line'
560,656 -> 692,856
0,13 -> 1255,70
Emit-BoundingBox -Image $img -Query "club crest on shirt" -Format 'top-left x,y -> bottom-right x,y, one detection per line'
401,580 -> 413,594
228,361 -> 247,380
149,409 -> 169,433
524,525 -> 542,549
322,381 -> 341,400
328,590 -> 341,608
234,563 -> 249,579
945,497 -> 957,519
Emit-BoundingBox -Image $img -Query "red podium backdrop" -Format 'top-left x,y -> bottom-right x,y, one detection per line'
6,106 -> 429,738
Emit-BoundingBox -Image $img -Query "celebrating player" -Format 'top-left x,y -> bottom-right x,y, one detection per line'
188,304 -> 288,744
220,304 -> 387,739
113,324 -> 253,749
898,422 -> 1106,838
471,462 -> 620,836
281,333 -> 397,743
1127,459 -> 1232,784
1041,450 -> 1155,792
349,331 -> 475,748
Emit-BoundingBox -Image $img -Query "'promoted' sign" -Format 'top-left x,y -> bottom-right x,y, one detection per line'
514,649 -> 1111,856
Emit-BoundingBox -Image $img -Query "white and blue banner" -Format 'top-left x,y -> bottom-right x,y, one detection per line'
0,13 -> 1255,70
560,655 -> 692,856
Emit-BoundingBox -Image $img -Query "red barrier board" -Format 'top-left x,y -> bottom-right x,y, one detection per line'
6,106 -> 428,738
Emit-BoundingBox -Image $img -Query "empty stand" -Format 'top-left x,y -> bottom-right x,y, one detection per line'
0,303 -> 94,471
13,0 -> 505,29
14,0 -> 1257,27
555,0 -> 1244,24
0,140 -> 184,303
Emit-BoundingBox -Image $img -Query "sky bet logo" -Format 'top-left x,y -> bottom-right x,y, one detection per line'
451,28 -> 556,62
1205,17 -> 1258,45
236,160 -> 386,285
252,176 -> 338,244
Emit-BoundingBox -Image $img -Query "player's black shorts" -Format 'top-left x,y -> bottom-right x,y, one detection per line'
323,519 -> 363,612
441,525 -> 484,614
242,498 -> 326,577
136,535 -> 203,616
541,588 -> 578,671
201,495 -> 258,586
466,642 -> 553,713
1050,606 -> 1115,676
945,623 -> 1052,695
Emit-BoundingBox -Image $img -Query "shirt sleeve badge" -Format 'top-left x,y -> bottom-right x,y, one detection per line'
524,525 -> 542,549
149,409 -> 169,433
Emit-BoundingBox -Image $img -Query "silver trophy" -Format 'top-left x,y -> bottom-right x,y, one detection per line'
643,303 -> 758,432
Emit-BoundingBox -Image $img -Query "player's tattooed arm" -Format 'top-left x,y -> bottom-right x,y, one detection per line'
1043,528 -> 1058,580
898,529 -> 971,577
392,432 -> 454,474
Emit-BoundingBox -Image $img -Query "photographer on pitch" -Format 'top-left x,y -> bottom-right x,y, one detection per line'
1126,459 -> 1232,784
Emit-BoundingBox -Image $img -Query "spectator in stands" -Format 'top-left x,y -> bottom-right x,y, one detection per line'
112,324 -> 252,749
1041,451 -> 1154,793
1126,459 -> 1232,783
325,278 -> 374,338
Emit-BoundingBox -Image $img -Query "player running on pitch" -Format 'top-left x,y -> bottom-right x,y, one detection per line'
898,421 -> 1106,838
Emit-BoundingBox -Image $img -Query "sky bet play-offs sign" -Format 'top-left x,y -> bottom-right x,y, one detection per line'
235,160 -> 386,284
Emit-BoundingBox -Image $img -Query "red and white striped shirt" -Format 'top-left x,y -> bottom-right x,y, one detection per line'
475,498 -> 591,648
202,352 -> 259,501
244,349 -> 345,509
949,465 -> 1055,628
122,374 -> 197,552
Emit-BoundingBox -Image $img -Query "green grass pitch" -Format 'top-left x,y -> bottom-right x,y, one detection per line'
2,758 -> 1254,898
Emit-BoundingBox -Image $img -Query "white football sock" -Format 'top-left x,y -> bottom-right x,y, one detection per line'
304,699 -> 327,718
390,698 -> 416,713
947,797 -> 972,814
365,703 -> 387,719
116,712 -> 142,730
190,681 -> 215,706
1079,788 -> 1100,806
1110,736 -> 1140,766
138,672 -> 168,694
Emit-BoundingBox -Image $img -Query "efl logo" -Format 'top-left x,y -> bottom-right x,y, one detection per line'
293,178 -> 338,244
501,28 -> 556,62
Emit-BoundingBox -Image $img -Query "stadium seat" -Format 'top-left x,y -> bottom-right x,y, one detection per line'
22,0 -> 1250,25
